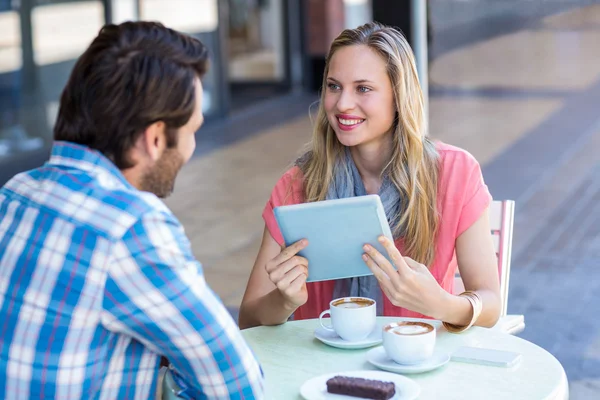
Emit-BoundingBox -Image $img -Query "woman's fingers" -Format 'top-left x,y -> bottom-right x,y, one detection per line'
268,255 -> 308,283
266,239 -> 308,274
377,236 -> 411,276
403,256 -> 426,272
363,253 -> 404,307
362,253 -> 392,285
277,264 -> 308,291
287,269 -> 308,293
362,243 -> 405,286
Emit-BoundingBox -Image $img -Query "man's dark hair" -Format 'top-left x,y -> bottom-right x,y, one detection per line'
54,21 -> 209,169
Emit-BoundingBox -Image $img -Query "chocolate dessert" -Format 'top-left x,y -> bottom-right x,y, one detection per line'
326,375 -> 396,399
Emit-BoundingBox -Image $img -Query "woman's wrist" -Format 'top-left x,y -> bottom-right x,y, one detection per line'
241,290 -> 296,328
441,291 -> 483,332
432,290 -> 473,325
271,289 -> 299,318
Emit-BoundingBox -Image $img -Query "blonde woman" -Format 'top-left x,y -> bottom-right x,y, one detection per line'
239,22 -> 501,332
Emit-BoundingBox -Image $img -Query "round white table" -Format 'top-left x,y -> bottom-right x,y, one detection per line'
241,317 -> 568,400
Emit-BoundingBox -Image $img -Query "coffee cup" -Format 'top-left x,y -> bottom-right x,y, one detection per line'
382,321 -> 436,365
318,297 -> 376,342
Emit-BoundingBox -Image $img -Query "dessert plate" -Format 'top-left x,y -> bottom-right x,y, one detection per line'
299,370 -> 420,400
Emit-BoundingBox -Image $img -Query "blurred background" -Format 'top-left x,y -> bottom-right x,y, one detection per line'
1,0 -> 599,398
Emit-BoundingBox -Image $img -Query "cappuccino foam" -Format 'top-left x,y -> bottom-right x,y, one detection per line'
332,298 -> 374,309
393,325 -> 430,335
337,302 -> 368,309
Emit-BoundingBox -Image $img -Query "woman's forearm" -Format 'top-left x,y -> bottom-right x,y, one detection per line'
238,289 -> 297,329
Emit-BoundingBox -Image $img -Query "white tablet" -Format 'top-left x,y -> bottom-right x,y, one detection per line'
273,195 -> 394,282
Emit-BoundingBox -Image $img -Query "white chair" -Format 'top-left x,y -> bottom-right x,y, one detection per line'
454,200 -> 525,335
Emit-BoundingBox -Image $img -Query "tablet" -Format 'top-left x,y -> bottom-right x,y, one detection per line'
273,194 -> 394,282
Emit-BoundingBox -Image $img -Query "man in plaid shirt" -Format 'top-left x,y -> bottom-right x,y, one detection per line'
0,21 -> 265,399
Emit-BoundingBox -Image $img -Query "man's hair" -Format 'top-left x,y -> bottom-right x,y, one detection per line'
53,21 -> 209,169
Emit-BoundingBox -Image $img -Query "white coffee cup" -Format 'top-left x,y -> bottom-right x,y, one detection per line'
318,297 -> 376,342
382,321 -> 436,365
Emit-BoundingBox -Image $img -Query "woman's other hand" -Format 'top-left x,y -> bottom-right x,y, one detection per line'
362,236 -> 446,318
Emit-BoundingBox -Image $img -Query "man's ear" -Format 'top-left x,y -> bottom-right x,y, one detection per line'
141,121 -> 167,162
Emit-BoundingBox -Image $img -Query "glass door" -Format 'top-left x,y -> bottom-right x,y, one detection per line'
226,0 -> 289,111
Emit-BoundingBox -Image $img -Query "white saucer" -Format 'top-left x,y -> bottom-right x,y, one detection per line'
314,327 -> 382,350
366,346 -> 451,374
300,370 -> 420,400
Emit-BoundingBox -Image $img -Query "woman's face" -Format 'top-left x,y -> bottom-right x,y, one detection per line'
324,44 -> 396,149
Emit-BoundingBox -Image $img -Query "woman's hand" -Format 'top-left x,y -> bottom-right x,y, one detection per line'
265,239 -> 309,309
362,236 -> 448,318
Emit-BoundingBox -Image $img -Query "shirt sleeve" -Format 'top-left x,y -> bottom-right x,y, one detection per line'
262,167 -> 303,246
101,210 -> 265,400
455,152 -> 493,237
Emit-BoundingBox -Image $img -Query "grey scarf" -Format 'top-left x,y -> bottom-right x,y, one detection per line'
311,148 -> 403,315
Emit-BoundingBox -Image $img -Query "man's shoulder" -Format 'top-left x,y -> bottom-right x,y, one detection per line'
1,166 -> 175,240
83,179 -> 177,239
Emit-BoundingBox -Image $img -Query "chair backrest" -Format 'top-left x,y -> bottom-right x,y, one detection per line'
490,200 -> 515,316
454,200 -> 515,317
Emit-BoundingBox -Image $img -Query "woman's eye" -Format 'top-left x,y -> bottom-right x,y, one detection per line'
357,86 -> 371,93
327,83 -> 340,91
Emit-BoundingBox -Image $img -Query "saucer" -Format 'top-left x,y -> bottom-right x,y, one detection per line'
300,370 -> 420,400
314,327 -> 382,350
366,346 -> 451,374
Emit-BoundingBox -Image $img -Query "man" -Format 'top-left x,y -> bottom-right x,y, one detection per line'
0,21 -> 265,399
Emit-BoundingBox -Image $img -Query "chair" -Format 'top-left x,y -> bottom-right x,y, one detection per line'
161,367 -> 182,400
454,200 -> 525,335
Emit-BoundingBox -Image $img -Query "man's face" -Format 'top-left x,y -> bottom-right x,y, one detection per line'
140,78 -> 204,198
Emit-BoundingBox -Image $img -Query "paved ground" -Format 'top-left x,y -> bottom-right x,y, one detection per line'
505,131 -> 600,398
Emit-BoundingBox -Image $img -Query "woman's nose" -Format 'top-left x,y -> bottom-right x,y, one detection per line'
336,89 -> 356,112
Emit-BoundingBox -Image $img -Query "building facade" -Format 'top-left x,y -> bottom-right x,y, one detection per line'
0,0 -> 375,185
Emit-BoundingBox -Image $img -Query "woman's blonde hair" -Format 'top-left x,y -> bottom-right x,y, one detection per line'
300,22 -> 440,266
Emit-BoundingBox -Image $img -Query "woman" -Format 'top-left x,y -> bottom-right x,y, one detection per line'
239,22 -> 500,332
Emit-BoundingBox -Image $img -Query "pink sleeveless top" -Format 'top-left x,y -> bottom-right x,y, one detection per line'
262,142 -> 492,320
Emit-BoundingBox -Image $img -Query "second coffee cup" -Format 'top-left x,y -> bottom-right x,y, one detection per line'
318,297 -> 376,342
382,321 -> 436,365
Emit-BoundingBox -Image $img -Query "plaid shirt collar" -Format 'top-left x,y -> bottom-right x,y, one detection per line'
47,141 -> 134,190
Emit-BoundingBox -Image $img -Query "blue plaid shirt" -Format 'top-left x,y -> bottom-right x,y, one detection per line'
0,142 -> 265,399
